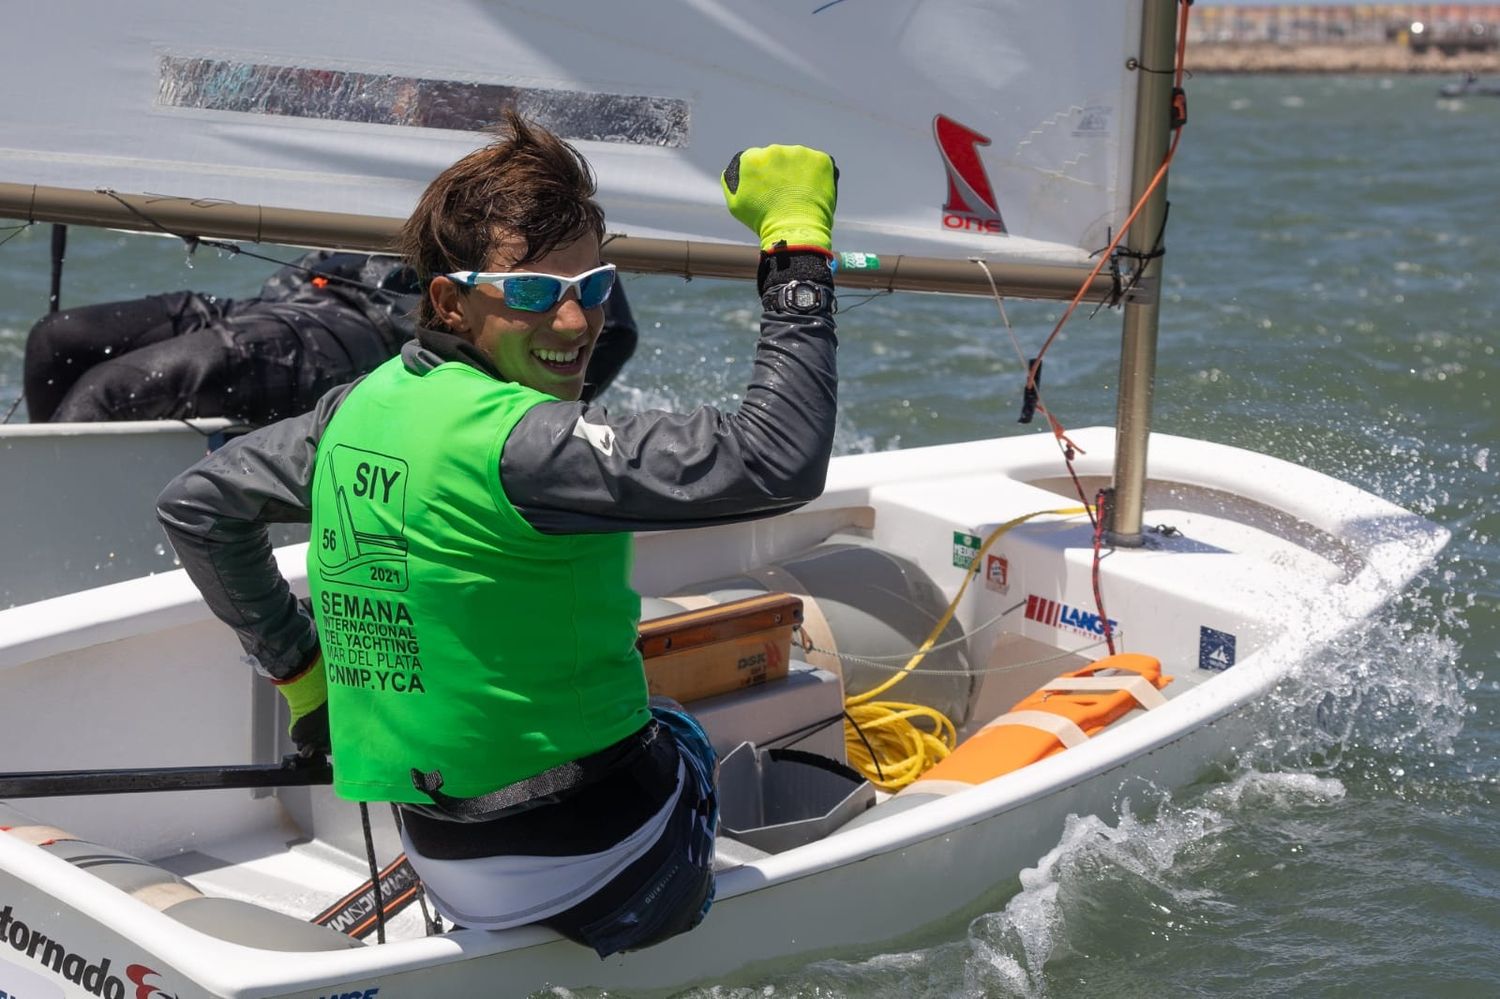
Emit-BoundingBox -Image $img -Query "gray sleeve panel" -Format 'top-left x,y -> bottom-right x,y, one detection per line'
155,381 -> 359,680
501,307 -> 838,534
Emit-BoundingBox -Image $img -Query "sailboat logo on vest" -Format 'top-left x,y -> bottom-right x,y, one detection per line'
933,115 -> 1006,235
315,445 -> 411,593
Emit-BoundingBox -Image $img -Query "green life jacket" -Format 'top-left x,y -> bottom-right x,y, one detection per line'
306,356 -> 647,803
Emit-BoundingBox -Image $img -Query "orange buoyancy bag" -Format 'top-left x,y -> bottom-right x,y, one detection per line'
914,653 -> 1171,786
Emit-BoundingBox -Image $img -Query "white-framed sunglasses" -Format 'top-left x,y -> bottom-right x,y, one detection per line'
445,263 -> 617,313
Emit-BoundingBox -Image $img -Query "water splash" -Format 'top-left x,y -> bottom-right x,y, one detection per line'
960,773 -> 1347,998
956,580 -> 1477,996
963,817 -> 1089,998
1259,603 -> 1478,789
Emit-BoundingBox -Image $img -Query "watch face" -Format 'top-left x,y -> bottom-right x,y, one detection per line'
791,283 -> 819,310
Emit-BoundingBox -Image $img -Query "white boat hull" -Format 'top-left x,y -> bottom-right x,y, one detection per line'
0,428 -> 1446,997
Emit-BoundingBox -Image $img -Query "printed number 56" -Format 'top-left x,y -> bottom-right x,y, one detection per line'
322,529 -> 338,550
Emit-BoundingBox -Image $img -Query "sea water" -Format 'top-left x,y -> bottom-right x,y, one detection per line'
0,74 -> 1495,997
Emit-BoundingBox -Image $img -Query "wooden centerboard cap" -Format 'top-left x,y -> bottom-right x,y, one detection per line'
637,592 -> 804,660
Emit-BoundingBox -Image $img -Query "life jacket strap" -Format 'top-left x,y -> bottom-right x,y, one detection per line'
980,709 -> 1090,747
1039,674 -> 1168,711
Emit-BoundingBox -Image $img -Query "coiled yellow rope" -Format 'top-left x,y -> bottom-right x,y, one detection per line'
842,506 -> 1089,790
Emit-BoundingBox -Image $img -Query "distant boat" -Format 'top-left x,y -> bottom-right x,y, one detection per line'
1439,75 -> 1500,98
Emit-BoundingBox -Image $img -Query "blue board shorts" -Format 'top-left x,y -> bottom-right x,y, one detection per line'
543,703 -> 719,957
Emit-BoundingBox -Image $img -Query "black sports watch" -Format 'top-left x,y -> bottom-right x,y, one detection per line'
767,279 -> 832,315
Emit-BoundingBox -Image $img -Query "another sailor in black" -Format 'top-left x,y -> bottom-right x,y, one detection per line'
22,251 -> 638,423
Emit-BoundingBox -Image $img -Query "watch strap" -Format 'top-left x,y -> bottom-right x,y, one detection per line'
756,248 -> 834,296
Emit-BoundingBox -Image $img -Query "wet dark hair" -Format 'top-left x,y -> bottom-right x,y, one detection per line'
398,109 -> 606,330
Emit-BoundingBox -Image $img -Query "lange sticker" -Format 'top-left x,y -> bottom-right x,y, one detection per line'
952,531 -> 983,569
1199,626 -> 1237,671
1024,594 -> 1122,640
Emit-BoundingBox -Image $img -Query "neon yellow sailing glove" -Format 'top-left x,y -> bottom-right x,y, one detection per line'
721,144 -> 839,254
273,653 -> 330,756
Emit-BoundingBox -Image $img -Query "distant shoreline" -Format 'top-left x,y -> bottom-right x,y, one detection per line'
1189,43 -> 1500,74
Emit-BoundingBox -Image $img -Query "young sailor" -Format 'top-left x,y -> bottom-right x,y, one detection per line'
156,111 -> 840,955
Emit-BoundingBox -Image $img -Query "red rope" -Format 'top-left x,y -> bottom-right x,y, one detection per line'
1026,0 -> 1194,466
1092,488 -> 1118,656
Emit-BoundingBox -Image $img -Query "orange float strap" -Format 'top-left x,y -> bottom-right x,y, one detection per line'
912,653 -> 1171,787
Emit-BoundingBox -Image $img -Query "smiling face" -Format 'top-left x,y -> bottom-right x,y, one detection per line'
432,232 -> 606,401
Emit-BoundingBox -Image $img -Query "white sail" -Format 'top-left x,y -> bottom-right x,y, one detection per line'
2,0 -> 1140,268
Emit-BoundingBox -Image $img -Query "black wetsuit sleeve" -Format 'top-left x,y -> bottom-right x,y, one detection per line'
155,381 -> 358,680
501,264 -> 838,534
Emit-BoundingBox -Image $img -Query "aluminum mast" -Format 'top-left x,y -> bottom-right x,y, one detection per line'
1107,0 -> 1180,546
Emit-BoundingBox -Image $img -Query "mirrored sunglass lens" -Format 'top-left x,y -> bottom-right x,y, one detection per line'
579,270 -> 616,308
500,276 -> 562,312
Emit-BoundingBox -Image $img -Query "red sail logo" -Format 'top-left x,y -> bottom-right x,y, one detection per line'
934,115 -> 1006,234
